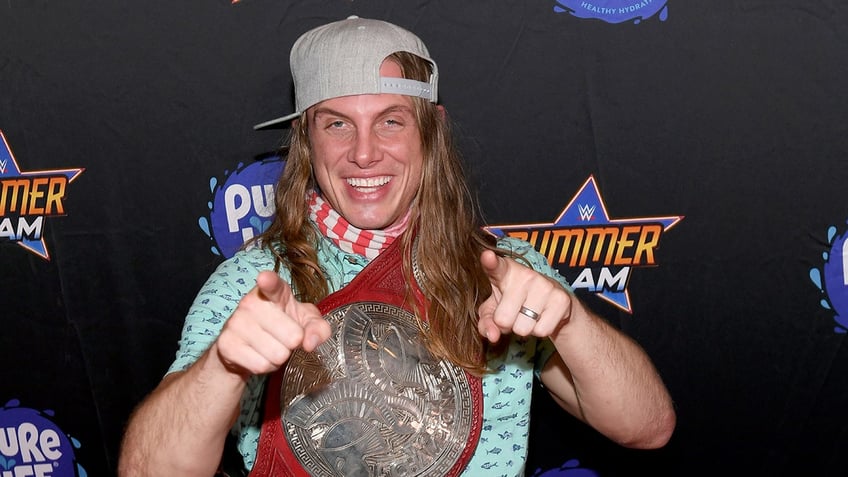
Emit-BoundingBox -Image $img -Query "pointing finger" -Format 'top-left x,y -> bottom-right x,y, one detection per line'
480,250 -> 510,288
255,270 -> 295,306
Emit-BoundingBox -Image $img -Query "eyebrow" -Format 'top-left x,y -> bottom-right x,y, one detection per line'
311,104 -> 415,122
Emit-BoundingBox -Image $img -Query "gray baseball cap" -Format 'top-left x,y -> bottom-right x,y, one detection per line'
254,16 -> 439,130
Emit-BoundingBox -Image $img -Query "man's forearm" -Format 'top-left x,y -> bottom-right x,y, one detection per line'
118,344 -> 247,476
540,300 -> 676,449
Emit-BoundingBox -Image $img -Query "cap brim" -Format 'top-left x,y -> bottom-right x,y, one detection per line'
253,111 -> 301,130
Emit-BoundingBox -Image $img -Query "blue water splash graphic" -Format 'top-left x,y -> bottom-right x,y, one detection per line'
532,458 -> 600,476
198,216 -> 221,256
810,223 -> 848,333
249,216 -> 272,235
0,456 -> 17,470
198,216 -> 210,236
554,0 -> 668,24
71,436 -> 88,477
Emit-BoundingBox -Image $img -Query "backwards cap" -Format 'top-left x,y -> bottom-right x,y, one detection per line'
254,16 -> 439,130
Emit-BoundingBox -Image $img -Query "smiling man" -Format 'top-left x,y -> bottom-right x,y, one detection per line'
308,60 -> 424,232
118,16 -> 675,477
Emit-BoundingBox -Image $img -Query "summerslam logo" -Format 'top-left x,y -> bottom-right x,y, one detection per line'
554,0 -> 669,24
810,222 -> 848,333
0,131 -> 84,260
485,176 -> 682,313
199,155 -> 285,258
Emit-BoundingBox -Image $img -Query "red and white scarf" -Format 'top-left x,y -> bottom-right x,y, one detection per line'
308,190 -> 409,259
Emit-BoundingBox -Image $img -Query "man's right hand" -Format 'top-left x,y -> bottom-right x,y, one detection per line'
214,270 -> 332,377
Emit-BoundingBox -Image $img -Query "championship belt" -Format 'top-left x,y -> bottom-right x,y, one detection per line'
249,238 -> 483,477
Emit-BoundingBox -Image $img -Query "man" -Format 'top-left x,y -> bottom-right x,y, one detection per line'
118,16 -> 675,477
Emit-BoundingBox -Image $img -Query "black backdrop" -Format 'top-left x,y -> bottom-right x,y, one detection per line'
2,1 -> 848,476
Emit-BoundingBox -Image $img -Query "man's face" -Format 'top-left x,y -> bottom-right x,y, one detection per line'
307,60 -> 424,231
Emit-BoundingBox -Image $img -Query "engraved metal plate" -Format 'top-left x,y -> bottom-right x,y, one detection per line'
281,302 -> 475,477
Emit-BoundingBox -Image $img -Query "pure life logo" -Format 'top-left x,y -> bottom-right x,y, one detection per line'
0,400 -> 86,477
199,156 -> 285,258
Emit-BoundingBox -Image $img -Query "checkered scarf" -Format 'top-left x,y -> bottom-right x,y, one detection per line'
307,190 -> 408,259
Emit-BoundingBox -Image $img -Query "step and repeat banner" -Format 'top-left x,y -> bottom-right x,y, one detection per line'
2,1 -> 847,476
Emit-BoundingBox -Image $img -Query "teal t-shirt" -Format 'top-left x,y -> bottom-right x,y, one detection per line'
169,234 -> 569,477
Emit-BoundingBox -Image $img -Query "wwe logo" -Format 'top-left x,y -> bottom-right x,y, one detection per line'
577,204 -> 596,221
0,158 -> 6,174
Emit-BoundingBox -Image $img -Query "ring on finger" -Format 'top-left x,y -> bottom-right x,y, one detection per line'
519,305 -> 540,321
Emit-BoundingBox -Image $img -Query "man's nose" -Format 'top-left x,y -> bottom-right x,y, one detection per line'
350,129 -> 379,168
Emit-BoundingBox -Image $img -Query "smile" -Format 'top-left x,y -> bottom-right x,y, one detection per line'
347,176 -> 391,192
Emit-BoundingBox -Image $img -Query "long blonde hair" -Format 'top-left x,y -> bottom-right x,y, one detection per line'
254,52 -> 502,373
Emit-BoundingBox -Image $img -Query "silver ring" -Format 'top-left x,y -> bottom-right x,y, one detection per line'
519,305 -> 540,321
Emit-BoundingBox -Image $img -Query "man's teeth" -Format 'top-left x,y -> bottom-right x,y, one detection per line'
348,177 -> 390,189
